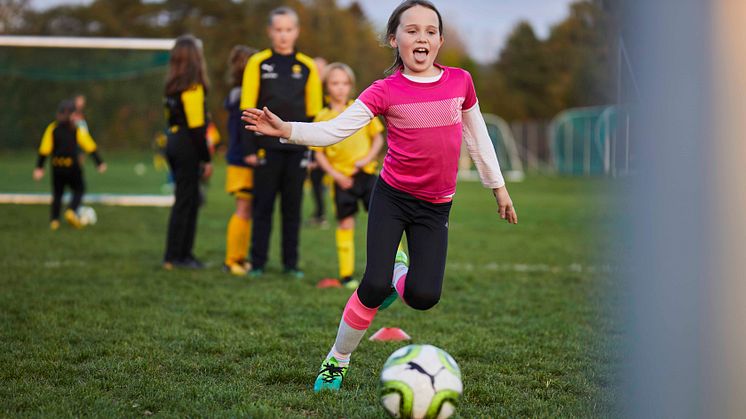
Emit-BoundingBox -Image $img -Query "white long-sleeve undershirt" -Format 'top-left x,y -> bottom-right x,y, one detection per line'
285,99 -> 505,189
285,100 -> 372,147
462,102 -> 505,189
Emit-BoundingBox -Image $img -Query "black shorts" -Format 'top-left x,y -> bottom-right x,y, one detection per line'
334,172 -> 377,220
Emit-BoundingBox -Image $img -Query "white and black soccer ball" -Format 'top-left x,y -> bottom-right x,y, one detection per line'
379,344 -> 462,419
77,206 -> 97,226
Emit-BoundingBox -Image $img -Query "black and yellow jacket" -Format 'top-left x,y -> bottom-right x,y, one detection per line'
240,49 -> 323,153
164,84 -> 211,162
36,121 -> 103,169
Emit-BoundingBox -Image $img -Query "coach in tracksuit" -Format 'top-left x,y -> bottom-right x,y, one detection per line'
240,6 -> 323,277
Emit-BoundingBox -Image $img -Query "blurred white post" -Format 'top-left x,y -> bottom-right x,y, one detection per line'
712,1 -> 746,416
623,0 -> 712,417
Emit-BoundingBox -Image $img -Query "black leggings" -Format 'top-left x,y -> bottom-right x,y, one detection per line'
356,179 -> 452,311
51,166 -> 84,220
164,132 -> 202,262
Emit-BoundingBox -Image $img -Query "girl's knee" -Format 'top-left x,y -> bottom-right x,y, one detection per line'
236,197 -> 252,219
357,280 -> 393,307
405,288 -> 441,311
338,217 -> 355,230
236,207 -> 251,220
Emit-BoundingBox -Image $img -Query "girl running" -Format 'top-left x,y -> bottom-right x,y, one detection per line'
311,62 -> 385,289
242,0 -> 518,391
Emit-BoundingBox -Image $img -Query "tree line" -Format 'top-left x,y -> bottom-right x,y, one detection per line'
0,0 -> 615,149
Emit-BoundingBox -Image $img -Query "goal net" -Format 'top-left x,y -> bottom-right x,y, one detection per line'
0,36 -> 174,151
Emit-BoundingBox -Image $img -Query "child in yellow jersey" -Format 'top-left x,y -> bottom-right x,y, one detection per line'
223,45 -> 257,276
312,63 -> 384,289
33,99 -> 107,230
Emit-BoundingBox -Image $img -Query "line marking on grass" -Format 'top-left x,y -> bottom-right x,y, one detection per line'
0,193 -> 173,207
44,260 -> 87,268
447,262 -> 615,273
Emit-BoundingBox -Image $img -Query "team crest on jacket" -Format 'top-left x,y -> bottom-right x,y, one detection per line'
261,63 -> 278,79
292,64 -> 303,79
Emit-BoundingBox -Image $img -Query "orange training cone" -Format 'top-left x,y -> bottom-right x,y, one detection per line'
369,327 -> 411,341
316,278 -> 343,288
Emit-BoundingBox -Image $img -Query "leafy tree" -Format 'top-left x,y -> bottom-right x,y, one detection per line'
1,0 -> 615,149
0,0 -> 30,33
478,0 -> 614,121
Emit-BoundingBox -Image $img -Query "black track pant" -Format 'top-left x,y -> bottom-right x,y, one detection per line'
356,178 -> 452,311
51,166 -> 84,220
164,132 -> 202,262
251,149 -> 306,270
309,166 -> 325,219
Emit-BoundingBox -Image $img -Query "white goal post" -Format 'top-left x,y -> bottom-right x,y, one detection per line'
0,35 -> 175,50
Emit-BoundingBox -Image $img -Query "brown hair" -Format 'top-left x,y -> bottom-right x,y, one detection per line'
384,0 -> 443,74
322,62 -> 356,96
227,45 -> 257,87
56,99 -> 76,124
164,34 -> 210,95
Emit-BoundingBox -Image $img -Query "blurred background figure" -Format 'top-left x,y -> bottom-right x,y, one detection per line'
162,34 -> 213,270
72,93 -> 88,133
239,7 -> 323,278
311,62 -> 384,289
223,44 -> 257,276
33,99 -> 106,230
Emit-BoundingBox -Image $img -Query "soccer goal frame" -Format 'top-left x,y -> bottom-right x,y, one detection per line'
0,35 -> 174,50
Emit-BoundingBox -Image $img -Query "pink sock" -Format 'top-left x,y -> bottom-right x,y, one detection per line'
393,263 -> 408,301
342,290 -> 378,330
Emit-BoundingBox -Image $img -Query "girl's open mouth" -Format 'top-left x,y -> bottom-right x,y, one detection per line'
413,47 -> 429,63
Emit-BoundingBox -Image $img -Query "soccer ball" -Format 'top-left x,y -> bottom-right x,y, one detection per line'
379,344 -> 462,419
77,206 -> 97,226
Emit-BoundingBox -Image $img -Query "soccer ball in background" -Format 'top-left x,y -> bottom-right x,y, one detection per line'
379,344 -> 463,419
77,206 -> 97,226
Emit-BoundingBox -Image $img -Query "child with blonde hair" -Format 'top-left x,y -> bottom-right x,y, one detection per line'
312,62 -> 384,289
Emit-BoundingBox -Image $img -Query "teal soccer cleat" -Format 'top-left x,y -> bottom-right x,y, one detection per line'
313,356 -> 349,392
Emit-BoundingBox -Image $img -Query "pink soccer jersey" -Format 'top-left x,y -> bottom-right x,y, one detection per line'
357,64 -> 477,202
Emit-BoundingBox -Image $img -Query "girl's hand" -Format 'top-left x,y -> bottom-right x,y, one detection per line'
97,163 -> 107,173
354,158 -> 369,170
335,174 -> 354,190
493,186 -> 518,224
33,168 -> 44,181
351,159 -> 368,175
244,154 -> 258,167
242,107 -> 292,139
202,162 -> 213,180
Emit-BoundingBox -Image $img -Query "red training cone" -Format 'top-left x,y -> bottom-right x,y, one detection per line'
369,327 -> 411,341
316,278 -> 342,288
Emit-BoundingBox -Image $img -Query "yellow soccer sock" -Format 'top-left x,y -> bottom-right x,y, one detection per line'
225,214 -> 250,266
336,228 -> 355,279
241,218 -> 252,264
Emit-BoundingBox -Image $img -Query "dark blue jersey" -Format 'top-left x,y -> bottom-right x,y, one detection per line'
224,87 -> 248,167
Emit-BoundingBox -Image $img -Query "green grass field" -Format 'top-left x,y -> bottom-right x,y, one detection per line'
0,151 -> 619,417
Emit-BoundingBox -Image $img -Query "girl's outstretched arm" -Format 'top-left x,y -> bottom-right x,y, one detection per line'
242,107 -> 292,138
242,100 -> 373,147
462,102 -> 518,224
